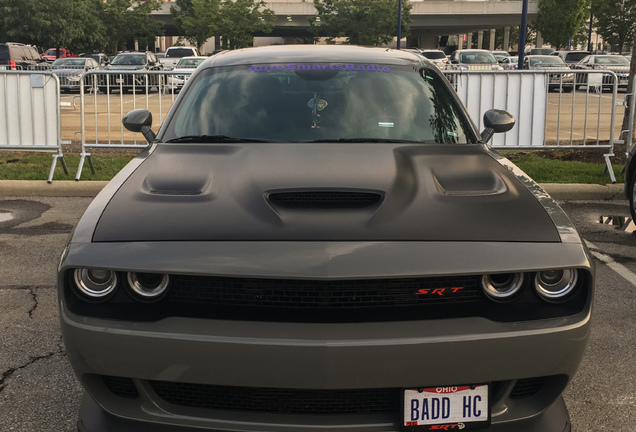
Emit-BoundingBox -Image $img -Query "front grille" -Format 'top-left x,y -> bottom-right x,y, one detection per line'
268,191 -> 383,209
150,381 -> 400,414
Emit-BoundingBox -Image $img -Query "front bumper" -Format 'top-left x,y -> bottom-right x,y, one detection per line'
61,305 -> 590,432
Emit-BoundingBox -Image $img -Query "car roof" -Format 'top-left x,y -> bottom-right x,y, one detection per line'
202,45 -> 428,69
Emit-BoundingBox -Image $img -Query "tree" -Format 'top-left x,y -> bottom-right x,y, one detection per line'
534,0 -> 588,49
592,0 -> 636,53
310,0 -> 412,47
217,0 -> 275,50
102,0 -> 164,53
0,0 -> 108,53
171,0 -> 222,51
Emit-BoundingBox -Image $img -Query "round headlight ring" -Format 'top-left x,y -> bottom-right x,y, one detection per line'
73,268 -> 118,299
127,272 -> 170,299
481,273 -> 524,301
535,269 -> 578,301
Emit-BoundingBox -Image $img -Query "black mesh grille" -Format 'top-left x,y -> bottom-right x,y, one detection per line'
268,191 -> 383,209
170,275 -> 481,308
167,275 -> 482,322
150,381 -> 400,414
510,377 -> 544,399
103,376 -> 139,398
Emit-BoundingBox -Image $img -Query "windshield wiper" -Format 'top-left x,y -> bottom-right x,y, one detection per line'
165,135 -> 278,143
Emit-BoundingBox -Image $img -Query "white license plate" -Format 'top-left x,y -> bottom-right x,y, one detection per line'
403,385 -> 489,429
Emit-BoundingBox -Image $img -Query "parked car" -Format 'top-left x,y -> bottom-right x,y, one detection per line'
527,48 -> 555,56
80,52 -> 110,67
159,46 -> 201,70
100,51 -> 163,93
419,49 -> 448,68
447,49 -> 503,70
0,42 -> 48,70
523,55 -> 574,92
59,45 -> 594,432
552,50 -> 591,68
572,54 -> 630,90
42,47 -> 76,61
626,147 -> 636,221
165,56 -> 207,92
499,55 -> 519,70
50,57 -> 101,92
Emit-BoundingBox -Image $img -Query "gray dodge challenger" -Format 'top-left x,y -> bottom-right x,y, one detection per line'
58,45 -> 594,432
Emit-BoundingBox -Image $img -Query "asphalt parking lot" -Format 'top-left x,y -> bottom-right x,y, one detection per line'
0,195 -> 634,431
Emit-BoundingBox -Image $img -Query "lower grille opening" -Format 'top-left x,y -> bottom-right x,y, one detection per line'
510,377 -> 545,400
103,375 -> 139,399
149,381 -> 401,414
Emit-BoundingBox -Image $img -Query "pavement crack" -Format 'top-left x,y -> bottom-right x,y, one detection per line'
27,287 -> 38,319
0,350 -> 59,393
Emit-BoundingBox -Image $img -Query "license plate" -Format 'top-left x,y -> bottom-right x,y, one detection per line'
403,385 -> 489,430
116,78 -> 124,84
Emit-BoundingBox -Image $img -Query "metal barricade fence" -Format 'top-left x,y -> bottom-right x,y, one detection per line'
443,69 -> 624,182
72,69 -> 630,182
0,70 -> 67,182
76,70 -> 191,180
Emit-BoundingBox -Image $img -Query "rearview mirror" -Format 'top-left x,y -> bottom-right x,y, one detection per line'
123,109 -> 156,144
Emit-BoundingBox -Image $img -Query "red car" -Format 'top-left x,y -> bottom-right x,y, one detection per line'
42,48 -> 76,61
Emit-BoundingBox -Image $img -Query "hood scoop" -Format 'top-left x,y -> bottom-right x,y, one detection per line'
267,190 -> 384,209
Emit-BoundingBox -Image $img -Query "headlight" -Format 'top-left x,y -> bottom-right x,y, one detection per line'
73,268 -> 118,298
481,273 -> 524,301
534,269 -> 578,301
127,272 -> 170,299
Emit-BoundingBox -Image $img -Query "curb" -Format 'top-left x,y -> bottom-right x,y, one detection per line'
0,181 -> 628,200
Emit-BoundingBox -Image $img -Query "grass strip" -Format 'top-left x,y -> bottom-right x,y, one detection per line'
0,151 -> 626,184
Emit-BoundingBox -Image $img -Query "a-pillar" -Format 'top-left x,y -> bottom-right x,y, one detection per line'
503,27 -> 510,52
477,31 -> 484,49
489,29 -> 496,51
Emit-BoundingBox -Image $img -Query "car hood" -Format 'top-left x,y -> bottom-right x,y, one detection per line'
52,68 -> 83,76
92,143 -> 561,243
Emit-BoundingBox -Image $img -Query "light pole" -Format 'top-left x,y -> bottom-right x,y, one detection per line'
518,0 -> 529,70
397,0 -> 403,49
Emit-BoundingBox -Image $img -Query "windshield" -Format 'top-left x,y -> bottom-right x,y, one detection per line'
164,63 -> 476,144
176,58 -> 205,68
460,52 -> 497,64
565,52 -> 589,62
111,54 -> 146,66
421,51 -> 446,60
595,56 -> 629,65
529,57 -> 565,66
51,58 -> 86,68
167,48 -> 195,58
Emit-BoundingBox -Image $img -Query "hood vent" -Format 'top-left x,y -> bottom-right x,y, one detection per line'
267,190 -> 384,209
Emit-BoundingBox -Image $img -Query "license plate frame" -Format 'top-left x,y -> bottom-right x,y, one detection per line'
402,384 -> 490,431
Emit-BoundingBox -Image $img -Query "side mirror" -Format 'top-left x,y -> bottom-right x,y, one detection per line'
123,109 -> 156,144
481,109 -> 515,144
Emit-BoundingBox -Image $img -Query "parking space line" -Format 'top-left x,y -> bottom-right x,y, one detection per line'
585,240 -> 636,287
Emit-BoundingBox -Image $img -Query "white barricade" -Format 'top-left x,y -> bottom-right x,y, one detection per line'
0,70 -> 67,182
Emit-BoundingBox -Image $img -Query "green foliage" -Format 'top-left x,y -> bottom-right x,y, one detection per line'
310,0 -> 412,47
173,0 -> 274,51
0,0 -> 162,54
592,0 -> 636,53
535,0 -> 588,49
172,0 -> 221,50
218,0 -> 275,49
